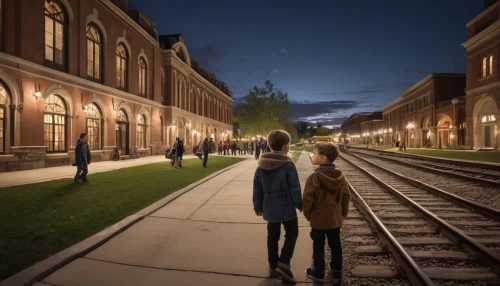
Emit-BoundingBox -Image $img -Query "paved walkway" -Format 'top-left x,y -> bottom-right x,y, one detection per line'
0,154 -> 255,188
33,152 -> 315,286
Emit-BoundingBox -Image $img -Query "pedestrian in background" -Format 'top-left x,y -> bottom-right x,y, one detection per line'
218,141 -> 223,155
74,133 -> 91,184
176,138 -> 184,168
200,138 -> 210,168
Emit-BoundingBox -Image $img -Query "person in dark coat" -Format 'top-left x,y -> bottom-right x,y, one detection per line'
200,138 -> 210,167
176,138 -> 184,168
74,133 -> 91,184
255,138 -> 262,160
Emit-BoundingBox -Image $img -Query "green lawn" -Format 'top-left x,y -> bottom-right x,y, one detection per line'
0,156 -> 245,280
404,149 -> 500,163
290,145 -> 313,152
352,145 -> 500,163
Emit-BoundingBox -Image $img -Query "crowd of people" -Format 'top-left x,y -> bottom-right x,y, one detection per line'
216,138 -> 272,159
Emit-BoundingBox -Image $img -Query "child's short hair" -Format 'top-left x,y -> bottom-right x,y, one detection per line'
267,130 -> 291,151
314,142 -> 339,162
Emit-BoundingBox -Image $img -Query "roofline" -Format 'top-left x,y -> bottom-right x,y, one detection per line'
401,73 -> 465,97
466,1 -> 500,27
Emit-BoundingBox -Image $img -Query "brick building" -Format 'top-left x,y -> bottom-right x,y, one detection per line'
381,74 -> 466,148
463,0 -> 500,149
0,0 -> 233,172
340,111 -> 381,144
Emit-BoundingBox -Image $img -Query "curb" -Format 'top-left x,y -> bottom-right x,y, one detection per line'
0,159 -> 249,286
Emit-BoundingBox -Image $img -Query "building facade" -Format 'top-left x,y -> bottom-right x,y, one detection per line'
0,0 -> 233,172
463,1 -> 500,149
340,112 -> 381,144
381,74 -> 466,148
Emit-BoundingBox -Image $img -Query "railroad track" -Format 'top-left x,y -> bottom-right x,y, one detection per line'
309,151 -> 500,285
350,146 -> 500,171
351,148 -> 500,186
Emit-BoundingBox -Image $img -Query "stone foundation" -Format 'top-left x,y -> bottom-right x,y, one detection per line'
8,146 -> 47,171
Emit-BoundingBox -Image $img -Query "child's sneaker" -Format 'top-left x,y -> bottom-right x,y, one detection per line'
305,268 -> 327,283
269,264 -> 279,278
276,262 -> 297,284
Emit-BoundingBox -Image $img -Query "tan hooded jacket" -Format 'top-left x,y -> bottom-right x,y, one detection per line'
303,165 -> 350,229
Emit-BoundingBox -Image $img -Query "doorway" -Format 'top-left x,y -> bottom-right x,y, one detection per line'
116,122 -> 129,155
484,125 -> 493,147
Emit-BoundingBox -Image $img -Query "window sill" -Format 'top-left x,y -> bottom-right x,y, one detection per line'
46,153 -> 69,159
479,74 -> 494,81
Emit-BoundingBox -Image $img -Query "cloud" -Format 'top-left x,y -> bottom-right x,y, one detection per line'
267,69 -> 279,76
289,100 -> 359,120
360,96 -> 374,100
402,68 -> 428,75
280,48 -> 288,53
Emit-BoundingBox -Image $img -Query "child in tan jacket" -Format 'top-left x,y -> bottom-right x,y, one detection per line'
302,142 -> 350,284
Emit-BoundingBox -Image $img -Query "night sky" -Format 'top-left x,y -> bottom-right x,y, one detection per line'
130,0 -> 484,127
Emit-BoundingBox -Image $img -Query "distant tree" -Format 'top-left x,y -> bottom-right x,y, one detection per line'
285,121 -> 299,143
295,121 -> 309,138
234,80 -> 292,136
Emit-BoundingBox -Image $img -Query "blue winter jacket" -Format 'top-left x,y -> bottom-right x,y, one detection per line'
253,151 -> 303,223
75,140 -> 91,165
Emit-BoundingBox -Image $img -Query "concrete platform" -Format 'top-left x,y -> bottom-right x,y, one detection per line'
37,153 -> 320,285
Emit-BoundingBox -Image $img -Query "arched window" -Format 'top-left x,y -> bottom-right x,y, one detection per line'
86,25 -> 102,82
138,57 -> 147,97
481,55 -> 494,78
44,94 -> 67,152
116,109 -> 127,122
86,103 -> 102,150
116,44 -> 127,90
44,0 -> 66,71
137,114 -> 146,148
0,82 -> 6,153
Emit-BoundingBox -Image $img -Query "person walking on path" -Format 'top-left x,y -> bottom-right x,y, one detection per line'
176,138 -> 185,168
231,140 -> 237,156
223,141 -> 228,155
303,142 -> 350,284
255,138 -> 262,160
74,133 -> 91,184
218,141 -> 223,155
262,139 -> 268,154
170,138 -> 179,168
253,130 -> 302,284
200,138 -> 210,168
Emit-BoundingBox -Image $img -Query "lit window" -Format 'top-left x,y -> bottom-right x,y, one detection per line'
0,82 -> 6,153
137,114 -> 146,148
481,115 -> 496,123
44,94 -> 67,152
481,55 -> 494,78
116,44 -> 128,90
44,0 -> 66,71
86,103 -> 102,150
138,57 -> 147,96
86,25 -> 102,81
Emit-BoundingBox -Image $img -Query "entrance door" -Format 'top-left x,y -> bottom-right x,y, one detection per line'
116,122 -> 129,155
422,130 -> 429,147
485,125 -> 492,147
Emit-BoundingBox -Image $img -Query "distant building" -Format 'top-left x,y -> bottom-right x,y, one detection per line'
462,0 -> 500,149
381,74 -> 465,148
340,112 -> 382,144
0,0 -> 233,172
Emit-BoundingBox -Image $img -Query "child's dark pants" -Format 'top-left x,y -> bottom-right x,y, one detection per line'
311,228 -> 342,278
267,218 -> 299,268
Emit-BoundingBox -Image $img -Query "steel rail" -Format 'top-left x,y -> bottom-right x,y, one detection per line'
352,149 -> 500,187
339,152 -> 500,268
346,181 -> 435,286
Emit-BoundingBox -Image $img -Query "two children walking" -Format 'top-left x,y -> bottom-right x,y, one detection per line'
253,130 -> 350,285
